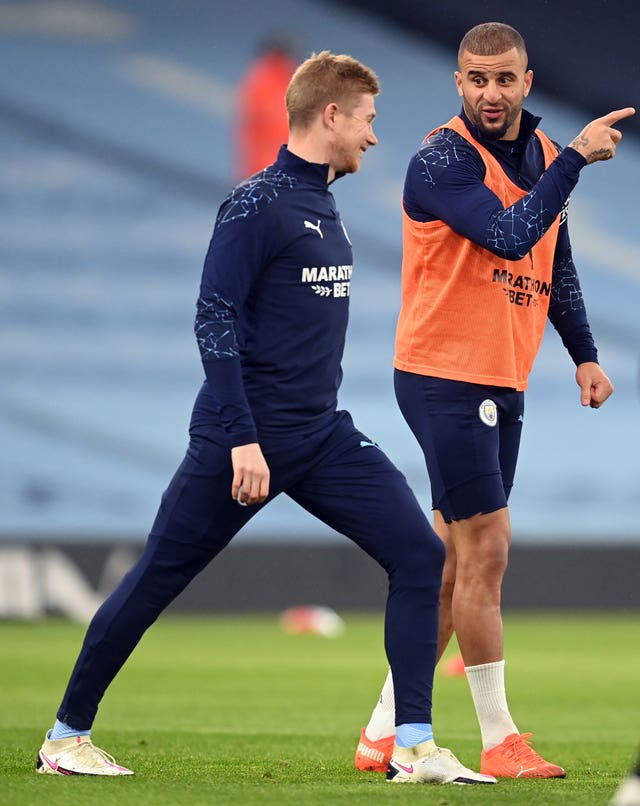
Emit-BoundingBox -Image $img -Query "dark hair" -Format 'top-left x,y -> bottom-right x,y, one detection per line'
458,22 -> 528,66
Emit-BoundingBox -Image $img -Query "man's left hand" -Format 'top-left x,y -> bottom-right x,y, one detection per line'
576,361 -> 614,408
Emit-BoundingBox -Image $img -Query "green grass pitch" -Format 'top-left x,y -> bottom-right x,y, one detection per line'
2,612 -> 639,805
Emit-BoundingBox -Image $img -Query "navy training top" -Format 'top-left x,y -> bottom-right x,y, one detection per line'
403,109 -> 598,367
190,146 -> 354,447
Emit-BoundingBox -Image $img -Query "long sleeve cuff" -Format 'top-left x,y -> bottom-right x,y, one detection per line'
202,357 -> 258,442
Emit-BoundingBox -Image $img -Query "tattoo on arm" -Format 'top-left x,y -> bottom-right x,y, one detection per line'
570,134 -> 589,149
569,135 -> 611,161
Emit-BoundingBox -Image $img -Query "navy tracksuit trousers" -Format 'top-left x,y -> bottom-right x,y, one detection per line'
57,411 -> 444,730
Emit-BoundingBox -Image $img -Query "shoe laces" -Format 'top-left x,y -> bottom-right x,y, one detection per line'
75,740 -> 118,767
502,733 -> 546,765
432,746 -> 463,768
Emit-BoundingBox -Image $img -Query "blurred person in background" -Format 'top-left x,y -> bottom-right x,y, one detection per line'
354,21 -> 635,780
35,50 -> 496,786
234,33 -> 299,180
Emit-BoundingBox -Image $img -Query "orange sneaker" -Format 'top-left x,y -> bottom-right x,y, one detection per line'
354,727 -> 394,772
480,732 -> 566,779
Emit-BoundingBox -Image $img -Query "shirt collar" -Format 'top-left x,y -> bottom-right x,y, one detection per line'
274,145 -> 345,186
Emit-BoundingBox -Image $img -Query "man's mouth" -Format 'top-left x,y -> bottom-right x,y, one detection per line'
482,108 -> 504,122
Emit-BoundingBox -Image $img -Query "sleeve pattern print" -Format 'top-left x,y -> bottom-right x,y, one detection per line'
549,248 -> 585,317
218,169 -> 298,224
485,191 -> 553,259
405,127 -> 583,261
195,291 -> 238,361
415,129 -> 477,186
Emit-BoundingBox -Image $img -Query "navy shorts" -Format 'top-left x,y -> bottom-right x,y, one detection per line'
394,370 -> 524,522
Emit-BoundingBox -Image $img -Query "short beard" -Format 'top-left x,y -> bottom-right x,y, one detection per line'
464,100 -> 520,141
328,143 -> 359,175
477,120 -> 509,141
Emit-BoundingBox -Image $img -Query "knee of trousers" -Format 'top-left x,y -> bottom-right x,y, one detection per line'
386,528 -> 445,589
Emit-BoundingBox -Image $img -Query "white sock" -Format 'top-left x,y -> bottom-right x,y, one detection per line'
364,668 -> 396,740
465,660 -> 518,750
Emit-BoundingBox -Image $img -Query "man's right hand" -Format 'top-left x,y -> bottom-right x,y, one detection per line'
231,443 -> 270,505
569,107 -> 635,164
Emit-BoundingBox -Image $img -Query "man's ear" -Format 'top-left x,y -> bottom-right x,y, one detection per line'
524,69 -> 534,97
323,102 -> 339,129
454,71 -> 463,98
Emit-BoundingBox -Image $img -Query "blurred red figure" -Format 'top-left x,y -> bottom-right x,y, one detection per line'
235,35 -> 298,180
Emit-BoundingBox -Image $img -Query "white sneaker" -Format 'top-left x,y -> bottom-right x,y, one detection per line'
610,775 -> 640,806
387,739 -> 497,785
36,733 -> 134,776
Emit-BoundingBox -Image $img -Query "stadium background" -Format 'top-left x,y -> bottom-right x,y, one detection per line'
1,0 -> 638,617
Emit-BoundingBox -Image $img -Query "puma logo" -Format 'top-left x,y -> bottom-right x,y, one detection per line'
304,219 -> 323,238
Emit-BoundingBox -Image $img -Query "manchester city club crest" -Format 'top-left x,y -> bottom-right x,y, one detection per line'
479,399 -> 498,427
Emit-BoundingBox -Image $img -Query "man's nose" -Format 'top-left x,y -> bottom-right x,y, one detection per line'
484,82 -> 502,103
